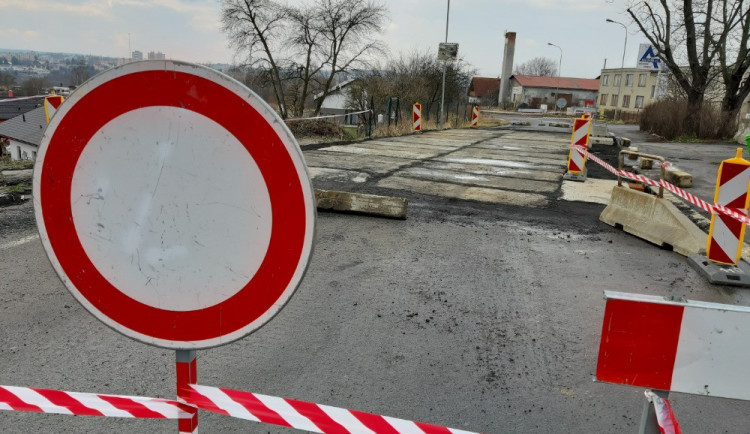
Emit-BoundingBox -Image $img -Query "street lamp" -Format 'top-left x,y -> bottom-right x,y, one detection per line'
547,42 -> 562,112
606,18 -> 627,121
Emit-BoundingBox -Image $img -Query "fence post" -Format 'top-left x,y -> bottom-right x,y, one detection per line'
395,97 -> 400,127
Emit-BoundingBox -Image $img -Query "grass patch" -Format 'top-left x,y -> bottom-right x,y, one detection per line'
6,183 -> 30,193
0,156 -> 35,170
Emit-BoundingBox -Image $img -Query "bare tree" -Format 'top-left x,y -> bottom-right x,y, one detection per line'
627,0 -> 750,135
221,0 -> 290,117
312,0 -> 387,114
514,57 -> 557,76
220,0 -> 387,119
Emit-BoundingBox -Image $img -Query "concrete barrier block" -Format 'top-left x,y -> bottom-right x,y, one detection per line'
640,159 -> 654,169
665,168 -> 693,188
621,137 -> 631,147
600,186 -> 707,256
315,189 -> 408,219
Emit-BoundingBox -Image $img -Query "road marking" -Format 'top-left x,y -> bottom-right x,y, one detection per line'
0,234 -> 40,250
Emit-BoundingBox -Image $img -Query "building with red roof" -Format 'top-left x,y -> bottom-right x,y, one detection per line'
508,75 -> 599,110
467,77 -> 501,105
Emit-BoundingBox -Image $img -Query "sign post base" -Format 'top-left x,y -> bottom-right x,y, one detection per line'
563,167 -> 587,182
176,350 -> 198,434
688,254 -> 750,287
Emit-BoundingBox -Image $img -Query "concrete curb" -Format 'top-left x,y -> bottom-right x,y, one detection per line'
315,189 -> 408,219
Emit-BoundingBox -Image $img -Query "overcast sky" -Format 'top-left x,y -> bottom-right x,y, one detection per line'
1,0 -> 649,78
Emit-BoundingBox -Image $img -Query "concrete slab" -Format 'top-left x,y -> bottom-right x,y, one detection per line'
563,168 -> 587,182
376,176 -> 549,206
321,145 -> 440,160
423,161 -> 562,182
600,186 -> 708,256
315,189 -> 408,219
395,167 -> 559,192
304,151 -> 409,174
688,255 -> 750,287
440,152 -> 568,169
560,178 -> 618,205
665,168 -> 693,187
437,156 -> 562,171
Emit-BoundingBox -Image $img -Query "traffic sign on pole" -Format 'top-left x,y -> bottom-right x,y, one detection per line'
33,61 -> 316,350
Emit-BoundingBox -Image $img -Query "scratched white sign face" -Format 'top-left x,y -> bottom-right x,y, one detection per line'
70,106 -> 272,311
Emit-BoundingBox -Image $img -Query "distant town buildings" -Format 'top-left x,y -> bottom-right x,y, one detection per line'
132,50 -> 143,61
148,51 -> 166,60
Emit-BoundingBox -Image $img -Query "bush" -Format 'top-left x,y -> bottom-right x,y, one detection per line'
285,119 -> 347,139
640,98 -> 736,140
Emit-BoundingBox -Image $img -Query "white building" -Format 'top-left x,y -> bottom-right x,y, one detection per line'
0,106 -> 46,161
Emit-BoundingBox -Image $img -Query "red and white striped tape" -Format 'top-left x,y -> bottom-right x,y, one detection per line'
182,384 -> 480,434
0,385 -> 195,419
572,145 -> 750,226
645,390 -> 681,434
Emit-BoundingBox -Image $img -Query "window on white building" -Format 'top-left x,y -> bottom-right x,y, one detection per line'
611,94 -> 619,107
625,74 -> 633,87
614,75 -> 621,86
638,74 -> 647,87
600,94 -> 608,105
635,96 -> 644,109
623,95 -> 631,107
602,75 -> 610,86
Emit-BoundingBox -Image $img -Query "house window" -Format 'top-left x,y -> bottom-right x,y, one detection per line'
602,75 -> 610,86
651,85 -> 656,98
638,74 -> 647,87
635,96 -> 644,108
611,94 -> 619,107
600,94 -> 608,105
623,95 -> 631,107
625,74 -> 633,87
614,74 -> 621,86
16,146 -> 21,160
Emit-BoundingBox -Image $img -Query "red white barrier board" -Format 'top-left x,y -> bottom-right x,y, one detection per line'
706,149 -> 750,265
566,118 -> 590,174
596,291 -> 750,400
470,106 -> 479,127
33,61 -> 316,349
413,103 -> 422,132
43,95 -> 64,123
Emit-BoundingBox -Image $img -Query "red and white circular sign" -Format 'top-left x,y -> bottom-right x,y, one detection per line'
33,61 -> 316,349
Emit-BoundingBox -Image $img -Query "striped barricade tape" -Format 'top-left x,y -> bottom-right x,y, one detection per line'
0,385 -> 195,419
182,384 -> 480,434
572,145 -> 750,226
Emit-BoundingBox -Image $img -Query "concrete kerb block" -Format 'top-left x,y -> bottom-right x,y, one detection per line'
665,168 -> 693,188
600,185 -> 707,256
315,189 -> 408,219
688,255 -> 750,287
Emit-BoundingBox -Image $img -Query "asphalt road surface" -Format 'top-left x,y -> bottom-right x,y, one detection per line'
2,125 -> 750,433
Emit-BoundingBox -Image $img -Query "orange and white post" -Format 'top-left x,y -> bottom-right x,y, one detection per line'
412,103 -> 422,132
566,116 -> 592,174
471,105 -> 480,127
706,148 -> 750,265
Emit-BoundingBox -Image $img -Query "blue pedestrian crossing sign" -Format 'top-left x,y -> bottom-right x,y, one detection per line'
637,44 -> 666,70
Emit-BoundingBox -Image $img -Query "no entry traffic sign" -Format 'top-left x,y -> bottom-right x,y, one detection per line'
33,61 -> 316,349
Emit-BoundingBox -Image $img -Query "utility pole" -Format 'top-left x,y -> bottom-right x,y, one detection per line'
548,43 -> 562,112
439,0 -> 450,130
